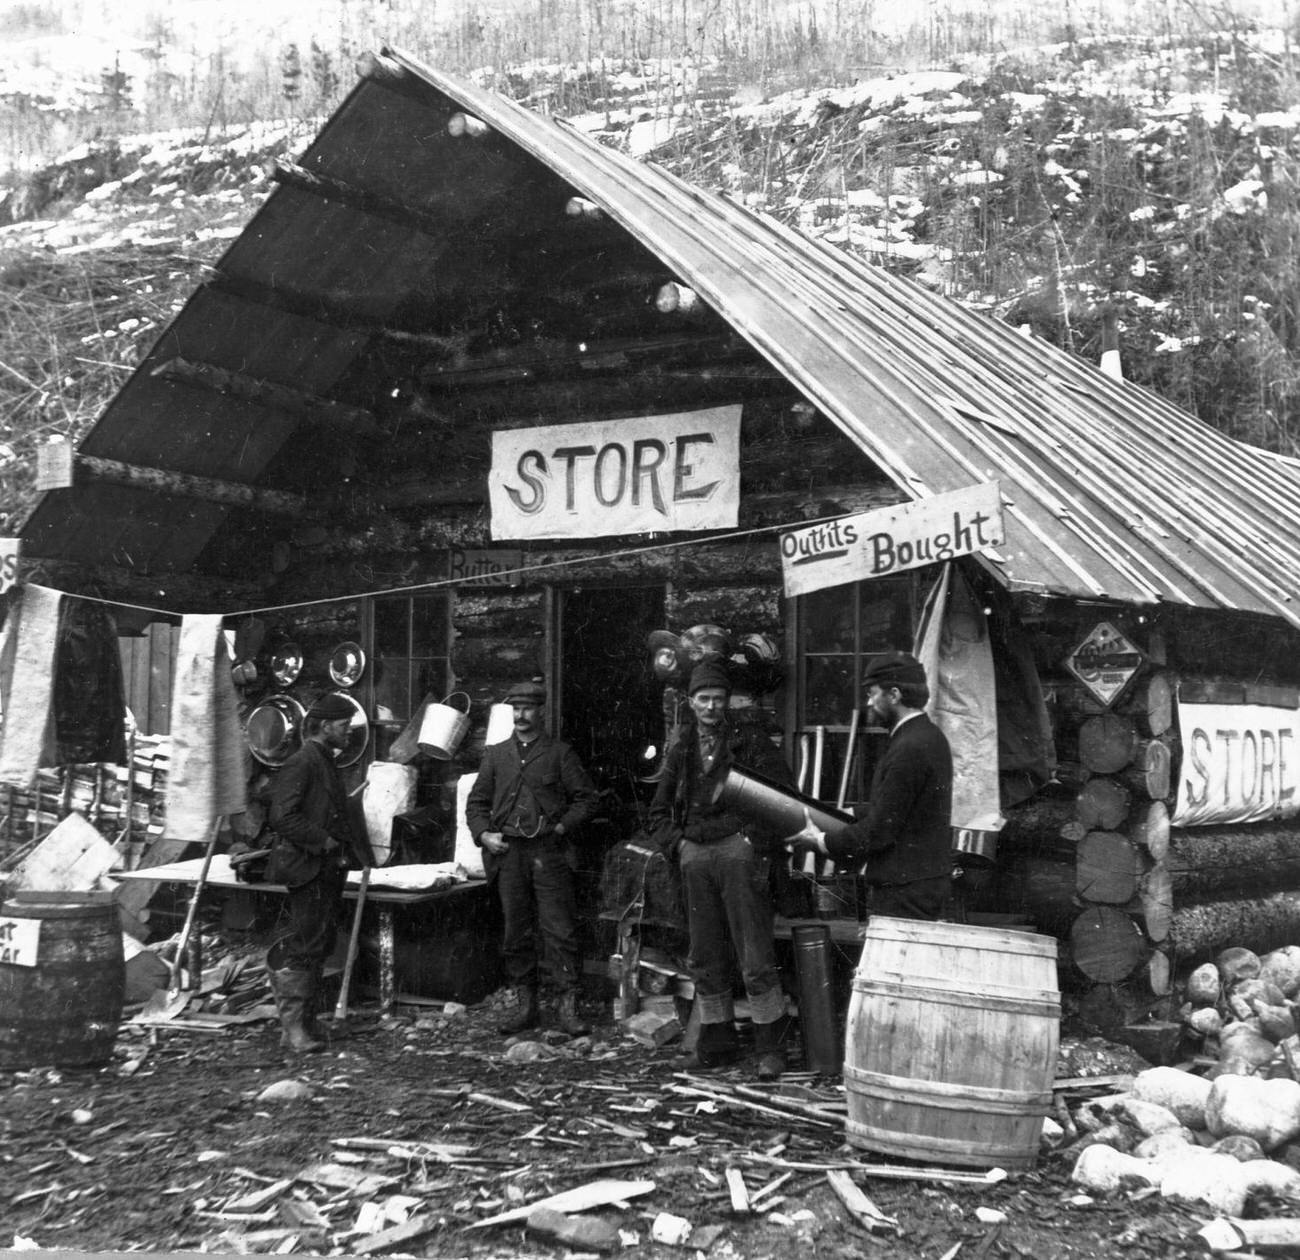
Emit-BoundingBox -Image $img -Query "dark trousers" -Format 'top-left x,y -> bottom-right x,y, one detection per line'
868,874 -> 951,921
496,835 -> 580,992
679,834 -> 784,1026
275,866 -> 345,971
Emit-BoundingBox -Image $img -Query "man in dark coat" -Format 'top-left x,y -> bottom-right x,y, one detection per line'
266,692 -> 368,1052
788,651 -> 954,920
466,679 -> 598,1036
648,660 -> 794,1079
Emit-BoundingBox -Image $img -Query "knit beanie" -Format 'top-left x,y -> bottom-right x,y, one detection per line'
688,661 -> 732,694
307,692 -> 355,721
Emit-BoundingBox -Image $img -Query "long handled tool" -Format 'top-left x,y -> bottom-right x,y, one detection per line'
168,816 -> 223,996
802,726 -> 827,878
334,866 -> 371,1020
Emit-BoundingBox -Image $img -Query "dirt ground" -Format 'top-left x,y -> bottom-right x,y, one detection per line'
1,979 -> 1231,1260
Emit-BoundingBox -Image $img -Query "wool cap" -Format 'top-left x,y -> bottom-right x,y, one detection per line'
862,651 -> 926,691
307,692 -> 355,722
504,678 -> 547,704
688,661 -> 732,695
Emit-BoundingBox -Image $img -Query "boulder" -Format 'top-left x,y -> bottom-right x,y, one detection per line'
1206,1075 -> 1300,1150
1131,1066 -> 1212,1129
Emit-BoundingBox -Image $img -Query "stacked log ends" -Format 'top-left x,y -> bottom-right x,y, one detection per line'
1070,906 -> 1147,982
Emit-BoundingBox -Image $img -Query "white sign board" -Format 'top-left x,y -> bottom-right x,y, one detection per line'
780,481 -> 1004,597
1173,701 -> 1300,826
0,915 -> 42,967
489,406 -> 741,540
0,538 -> 18,593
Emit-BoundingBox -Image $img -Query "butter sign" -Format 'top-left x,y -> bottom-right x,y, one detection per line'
780,481 -> 1005,597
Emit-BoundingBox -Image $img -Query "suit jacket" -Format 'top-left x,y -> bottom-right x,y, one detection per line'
465,732 -> 597,877
267,741 -> 366,888
826,712 -> 953,885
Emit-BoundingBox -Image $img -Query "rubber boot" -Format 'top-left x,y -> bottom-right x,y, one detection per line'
556,990 -> 591,1036
753,1018 -> 786,1081
690,1020 -> 740,1069
497,986 -> 540,1035
269,966 -> 326,1053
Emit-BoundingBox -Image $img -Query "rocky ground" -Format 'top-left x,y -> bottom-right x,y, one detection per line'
0,980 -> 1229,1260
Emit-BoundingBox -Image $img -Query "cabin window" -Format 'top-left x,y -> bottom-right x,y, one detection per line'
371,593 -> 452,723
793,576 -> 917,805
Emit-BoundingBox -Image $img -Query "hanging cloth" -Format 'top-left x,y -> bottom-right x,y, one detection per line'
166,613 -> 247,843
53,596 -> 128,766
914,562 -> 1003,835
0,584 -> 64,788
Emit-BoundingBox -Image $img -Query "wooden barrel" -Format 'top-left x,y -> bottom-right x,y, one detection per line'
0,890 -> 125,1069
844,916 -> 1059,1170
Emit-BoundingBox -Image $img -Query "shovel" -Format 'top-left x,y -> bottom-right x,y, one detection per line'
334,866 -> 371,1020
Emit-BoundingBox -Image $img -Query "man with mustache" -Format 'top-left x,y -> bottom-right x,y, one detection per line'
467,678 -> 598,1036
787,651 -> 953,921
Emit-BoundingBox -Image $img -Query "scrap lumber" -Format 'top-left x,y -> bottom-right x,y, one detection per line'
826,1170 -> 900,1234
1198,1217 -> 1300,1253
742,1152 -> 1006,1185
725,1167 -> 751,1213
669,1083 -> 837,1129
525,1206 -> 621,1253
467,1178 -> 656,1229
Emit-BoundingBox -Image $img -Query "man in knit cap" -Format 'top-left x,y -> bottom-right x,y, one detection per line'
648,659 -> 794,1079
466,678 -> 598,1037
787,651 -> 953,920
266,692 -> 369,1052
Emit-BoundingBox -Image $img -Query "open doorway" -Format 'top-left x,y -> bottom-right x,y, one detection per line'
555,584 -> 666,809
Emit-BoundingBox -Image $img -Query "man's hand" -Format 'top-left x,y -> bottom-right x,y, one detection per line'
480,831 -> 509,856
783,807 -> 828,856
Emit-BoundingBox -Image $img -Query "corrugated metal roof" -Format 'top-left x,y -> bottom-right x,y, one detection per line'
21,48 -> 1300,629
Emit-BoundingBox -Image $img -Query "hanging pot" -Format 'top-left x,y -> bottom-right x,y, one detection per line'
417,691 -> 472,760
329,641 -> 366,688
245,695 -> 306,767
269,642 -> 304,687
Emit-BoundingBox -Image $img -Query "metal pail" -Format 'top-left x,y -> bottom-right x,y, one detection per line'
418,691 -> 472,759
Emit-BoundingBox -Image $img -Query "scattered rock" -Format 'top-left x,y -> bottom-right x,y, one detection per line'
1131,1066 -> 1212,1128
257,1079 -> 315,1103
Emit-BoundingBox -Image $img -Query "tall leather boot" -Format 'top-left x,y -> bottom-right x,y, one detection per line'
556,990 -> 591,1036
690,1020 -> 740,1069
497,986 -> 539,1035
753,1018 -> 785,1081
269,966 -> 326,1053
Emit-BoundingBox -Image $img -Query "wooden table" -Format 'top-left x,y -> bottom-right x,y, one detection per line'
112,856 -> 486,1012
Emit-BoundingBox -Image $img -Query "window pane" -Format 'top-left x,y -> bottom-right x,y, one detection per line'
411,594 -> 449,656
373,599 -> 408,657
859,577 -> 913,651
804,655 -> 855,725
804,586 -> 856,652
414,658 -> 449,703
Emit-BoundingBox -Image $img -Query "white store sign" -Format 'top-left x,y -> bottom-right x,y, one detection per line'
780,481 -> 1004,597
1173,701 -> 1300,826
489,406 -> 741,540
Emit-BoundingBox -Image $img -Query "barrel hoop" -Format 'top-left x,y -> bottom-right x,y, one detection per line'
845,1119 -> 1039,1167
844,1063 -> 1053,1114
852,976 -> 1060,1015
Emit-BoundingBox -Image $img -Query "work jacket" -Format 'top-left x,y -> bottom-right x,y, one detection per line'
267,740 -> 367,888
465,732 -> 598,874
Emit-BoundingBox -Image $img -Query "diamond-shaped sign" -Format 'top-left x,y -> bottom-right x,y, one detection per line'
1064,621 -> 1146,707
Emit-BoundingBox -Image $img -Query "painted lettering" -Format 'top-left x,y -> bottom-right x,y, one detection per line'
673,433 -> 719,502
631,439 -> 667,514
594,443 -> 627,507
553,445 -> 597,511
1282,729 -> 1296,808
1185,727 -> 1211,808
505,450 -> 547,514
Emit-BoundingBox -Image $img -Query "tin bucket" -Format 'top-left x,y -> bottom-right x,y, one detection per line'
713,766 -> 854,843
418,691 -> 472,760
485,702 -> 515,747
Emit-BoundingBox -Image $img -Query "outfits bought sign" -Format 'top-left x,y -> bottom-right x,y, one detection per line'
779,481 -> 1004,597
1173,701 -> 1300,826
488,406 -> 741,540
